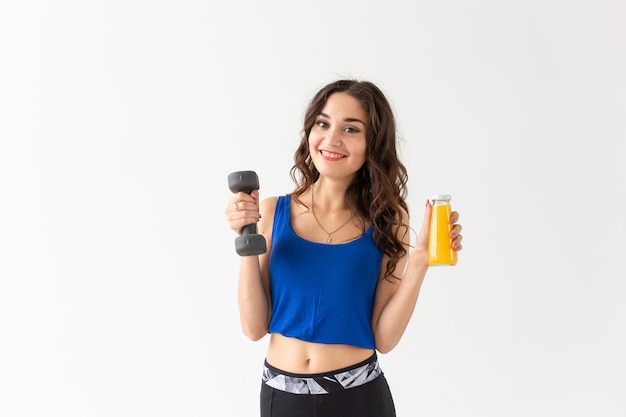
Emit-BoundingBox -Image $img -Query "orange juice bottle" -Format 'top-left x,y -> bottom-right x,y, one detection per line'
428,194 -> 457,266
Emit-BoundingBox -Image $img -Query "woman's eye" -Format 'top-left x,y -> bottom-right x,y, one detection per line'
316,120 -> 329,128
344,126 -> 360,134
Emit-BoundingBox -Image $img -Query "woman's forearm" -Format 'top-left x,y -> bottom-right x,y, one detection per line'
237,256 -> 271,341
374,254 -> 429,353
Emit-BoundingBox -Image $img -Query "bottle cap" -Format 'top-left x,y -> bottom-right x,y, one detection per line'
429,194 -> 452,202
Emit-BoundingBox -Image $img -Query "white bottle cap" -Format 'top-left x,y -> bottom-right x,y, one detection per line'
429,194 -> 452,202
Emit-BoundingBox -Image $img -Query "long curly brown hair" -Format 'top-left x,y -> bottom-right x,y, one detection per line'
290,79 -> 409,281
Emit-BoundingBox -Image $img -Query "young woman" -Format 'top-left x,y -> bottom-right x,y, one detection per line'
225,79 -> 463,417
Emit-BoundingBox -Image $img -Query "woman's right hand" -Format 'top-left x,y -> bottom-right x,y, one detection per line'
225,190 -> 261,235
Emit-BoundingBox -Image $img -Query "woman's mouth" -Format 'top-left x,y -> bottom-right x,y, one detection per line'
319,149 -> 346,160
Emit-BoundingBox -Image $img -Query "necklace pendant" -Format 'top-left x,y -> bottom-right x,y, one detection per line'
325,235 -> 332,244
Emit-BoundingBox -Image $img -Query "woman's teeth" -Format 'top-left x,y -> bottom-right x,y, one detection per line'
321,150 -> 344,159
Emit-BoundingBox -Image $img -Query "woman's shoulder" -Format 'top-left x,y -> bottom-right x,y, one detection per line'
258,195 -> 294,236
260,194 -> 291,205
259,195 -> 280,213
260,194 -> 295,207
259,195 -> 294,220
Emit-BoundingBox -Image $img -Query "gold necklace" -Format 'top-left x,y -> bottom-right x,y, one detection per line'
311,185 -> 354,243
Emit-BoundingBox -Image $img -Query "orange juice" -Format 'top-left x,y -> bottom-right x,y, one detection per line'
428,195 -> 457,266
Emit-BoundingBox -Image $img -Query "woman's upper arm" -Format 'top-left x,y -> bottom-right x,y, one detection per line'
257,196 -> 277,296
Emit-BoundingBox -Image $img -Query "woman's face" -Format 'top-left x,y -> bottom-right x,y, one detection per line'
308,92 -> 368,182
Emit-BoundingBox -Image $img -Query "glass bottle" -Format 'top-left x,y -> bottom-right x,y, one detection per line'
428,194 -> 457,266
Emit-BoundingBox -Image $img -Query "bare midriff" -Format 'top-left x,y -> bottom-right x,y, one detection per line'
266,333 -> 375,374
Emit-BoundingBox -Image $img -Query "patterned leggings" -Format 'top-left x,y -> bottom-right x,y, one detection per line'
260,353 -> 396,417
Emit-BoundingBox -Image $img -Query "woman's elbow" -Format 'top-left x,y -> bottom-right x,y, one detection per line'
376,343 -> 395,355
241,325 -> 268,342
375,336 -> 400,354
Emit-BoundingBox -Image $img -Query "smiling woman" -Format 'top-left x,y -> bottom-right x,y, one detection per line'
224,79 -> 463,417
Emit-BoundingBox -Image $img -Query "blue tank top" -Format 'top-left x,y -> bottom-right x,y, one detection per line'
268,195 -> 384,349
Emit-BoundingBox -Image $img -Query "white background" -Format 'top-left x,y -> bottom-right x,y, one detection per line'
1,1 -> 625,416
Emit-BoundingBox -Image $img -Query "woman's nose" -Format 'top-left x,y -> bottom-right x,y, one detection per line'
326,127 -> 342,146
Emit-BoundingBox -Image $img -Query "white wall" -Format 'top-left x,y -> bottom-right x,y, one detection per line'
1,1 -> 624,416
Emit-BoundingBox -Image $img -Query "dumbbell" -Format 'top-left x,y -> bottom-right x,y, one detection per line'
228,170 -> 267,256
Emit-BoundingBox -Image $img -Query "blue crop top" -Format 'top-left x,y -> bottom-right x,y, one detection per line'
268,195 -> 384,349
